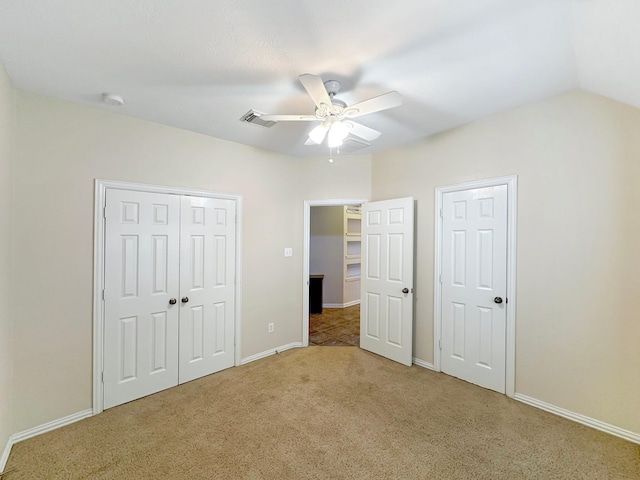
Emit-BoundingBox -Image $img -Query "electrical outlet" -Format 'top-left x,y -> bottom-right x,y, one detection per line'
268,322 -> 275,333
284,247 -> 293,257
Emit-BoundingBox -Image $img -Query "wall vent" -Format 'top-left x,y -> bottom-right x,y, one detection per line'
239,110 -> 276,128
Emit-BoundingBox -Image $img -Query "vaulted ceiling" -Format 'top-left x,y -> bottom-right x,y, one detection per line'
0,0 -> 637,156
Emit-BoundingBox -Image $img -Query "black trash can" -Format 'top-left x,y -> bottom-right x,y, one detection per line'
309,274 -> 324,314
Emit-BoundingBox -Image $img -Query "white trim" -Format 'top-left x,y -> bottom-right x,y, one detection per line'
0,437 -> 14,472
1,409 -> 93,471
514,394 -> 640,445
412,358 -> 436,370
302,199 -> 368,347
93,179 -> 243,415
0,438 -> 11,473
240,343 -> 303,365
433,175 -> 518,397
322,300 -> 361,309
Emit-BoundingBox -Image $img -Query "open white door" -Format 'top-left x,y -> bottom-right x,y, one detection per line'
360,197 -> 414,366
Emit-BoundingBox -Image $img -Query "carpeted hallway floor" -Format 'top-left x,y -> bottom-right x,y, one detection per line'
5,346 -> 639,479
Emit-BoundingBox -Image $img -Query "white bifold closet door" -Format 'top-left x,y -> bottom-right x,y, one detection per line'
103,189 -> 236,409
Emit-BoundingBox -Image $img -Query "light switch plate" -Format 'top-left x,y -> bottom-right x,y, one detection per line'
284,247 -> 293,257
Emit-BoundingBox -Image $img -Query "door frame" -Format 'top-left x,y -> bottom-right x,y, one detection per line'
433,175 -> 517,397
93,179 -> 243,414
302,199 -> 368,346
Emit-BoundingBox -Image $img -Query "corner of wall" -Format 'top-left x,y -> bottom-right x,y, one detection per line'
0,60 -> 16,473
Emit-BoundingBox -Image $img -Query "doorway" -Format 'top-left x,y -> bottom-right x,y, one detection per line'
308,204 -> 361,346
434,176 -> 517,397
302,199 -> 366,346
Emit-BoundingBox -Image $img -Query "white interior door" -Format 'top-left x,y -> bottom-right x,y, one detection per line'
360,197 -> 414,366
103,189 -> 237,409
179,196 -> 236,383
103,189 -> 181,409
441,185 -> 508,393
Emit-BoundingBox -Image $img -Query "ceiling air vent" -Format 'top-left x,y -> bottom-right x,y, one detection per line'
337,137 -> 371,153
240,110 -> 276,128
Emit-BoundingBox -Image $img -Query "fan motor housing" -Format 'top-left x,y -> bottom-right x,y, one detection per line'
323,79 -> 341,96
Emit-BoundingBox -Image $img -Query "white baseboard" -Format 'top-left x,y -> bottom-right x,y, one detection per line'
240,342 -> 303,365
412,358 -> 436,370
514,393 -> 640,445
322,300 -> 361,309
0,436 -> 11,474
0,409 -> 93,472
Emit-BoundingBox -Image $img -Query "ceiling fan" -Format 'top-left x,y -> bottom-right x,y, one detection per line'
261,74 -> 402,148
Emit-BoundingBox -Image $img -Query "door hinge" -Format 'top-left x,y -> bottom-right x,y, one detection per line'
439,208 -> 443,218
439,340 -> 442,350
103,206 -> 107,218
439,273 -> 442,284
101,372 -> 104,383
102,289 -> 105,300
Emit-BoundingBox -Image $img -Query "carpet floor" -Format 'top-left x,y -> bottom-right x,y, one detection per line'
5,347 -> 639,479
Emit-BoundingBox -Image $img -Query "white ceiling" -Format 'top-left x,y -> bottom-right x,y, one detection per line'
0,0 -> 637,157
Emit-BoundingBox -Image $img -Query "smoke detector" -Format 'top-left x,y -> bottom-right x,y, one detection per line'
102,93 -> 125,107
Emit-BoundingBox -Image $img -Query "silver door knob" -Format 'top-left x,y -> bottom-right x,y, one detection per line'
494,297 -> 503,304
181,296 -> 189,303
402,288 -> 409,294
169,298 -> 177,305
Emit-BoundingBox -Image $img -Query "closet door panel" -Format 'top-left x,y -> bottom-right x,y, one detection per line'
179,196 -> 236,383
103,189 -> 180,409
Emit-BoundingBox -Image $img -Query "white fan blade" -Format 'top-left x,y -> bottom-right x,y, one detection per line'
343,91 -> 402,118
308,123 -> 329,144
260,114 -> 317,122
344,121 -> 381,142
298,74 -> 333,110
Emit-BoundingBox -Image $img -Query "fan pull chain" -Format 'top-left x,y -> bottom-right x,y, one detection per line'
328,145 -> 340,163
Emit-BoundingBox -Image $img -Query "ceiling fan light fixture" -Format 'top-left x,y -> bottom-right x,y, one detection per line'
308,123 -> 329,144
327,133 -> 343,148
328,121 -> 349,147
333,120 -> 349,137
330,120 -> 350,146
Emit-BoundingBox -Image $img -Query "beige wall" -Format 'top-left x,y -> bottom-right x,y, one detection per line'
11,91 -> 371,433
0,64 -> 14,455
310,206 -> 344,305
371,90 -> 640,434
10,80 -> 636,444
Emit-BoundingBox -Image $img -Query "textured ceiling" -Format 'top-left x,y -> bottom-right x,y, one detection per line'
0,0 -> 636,156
